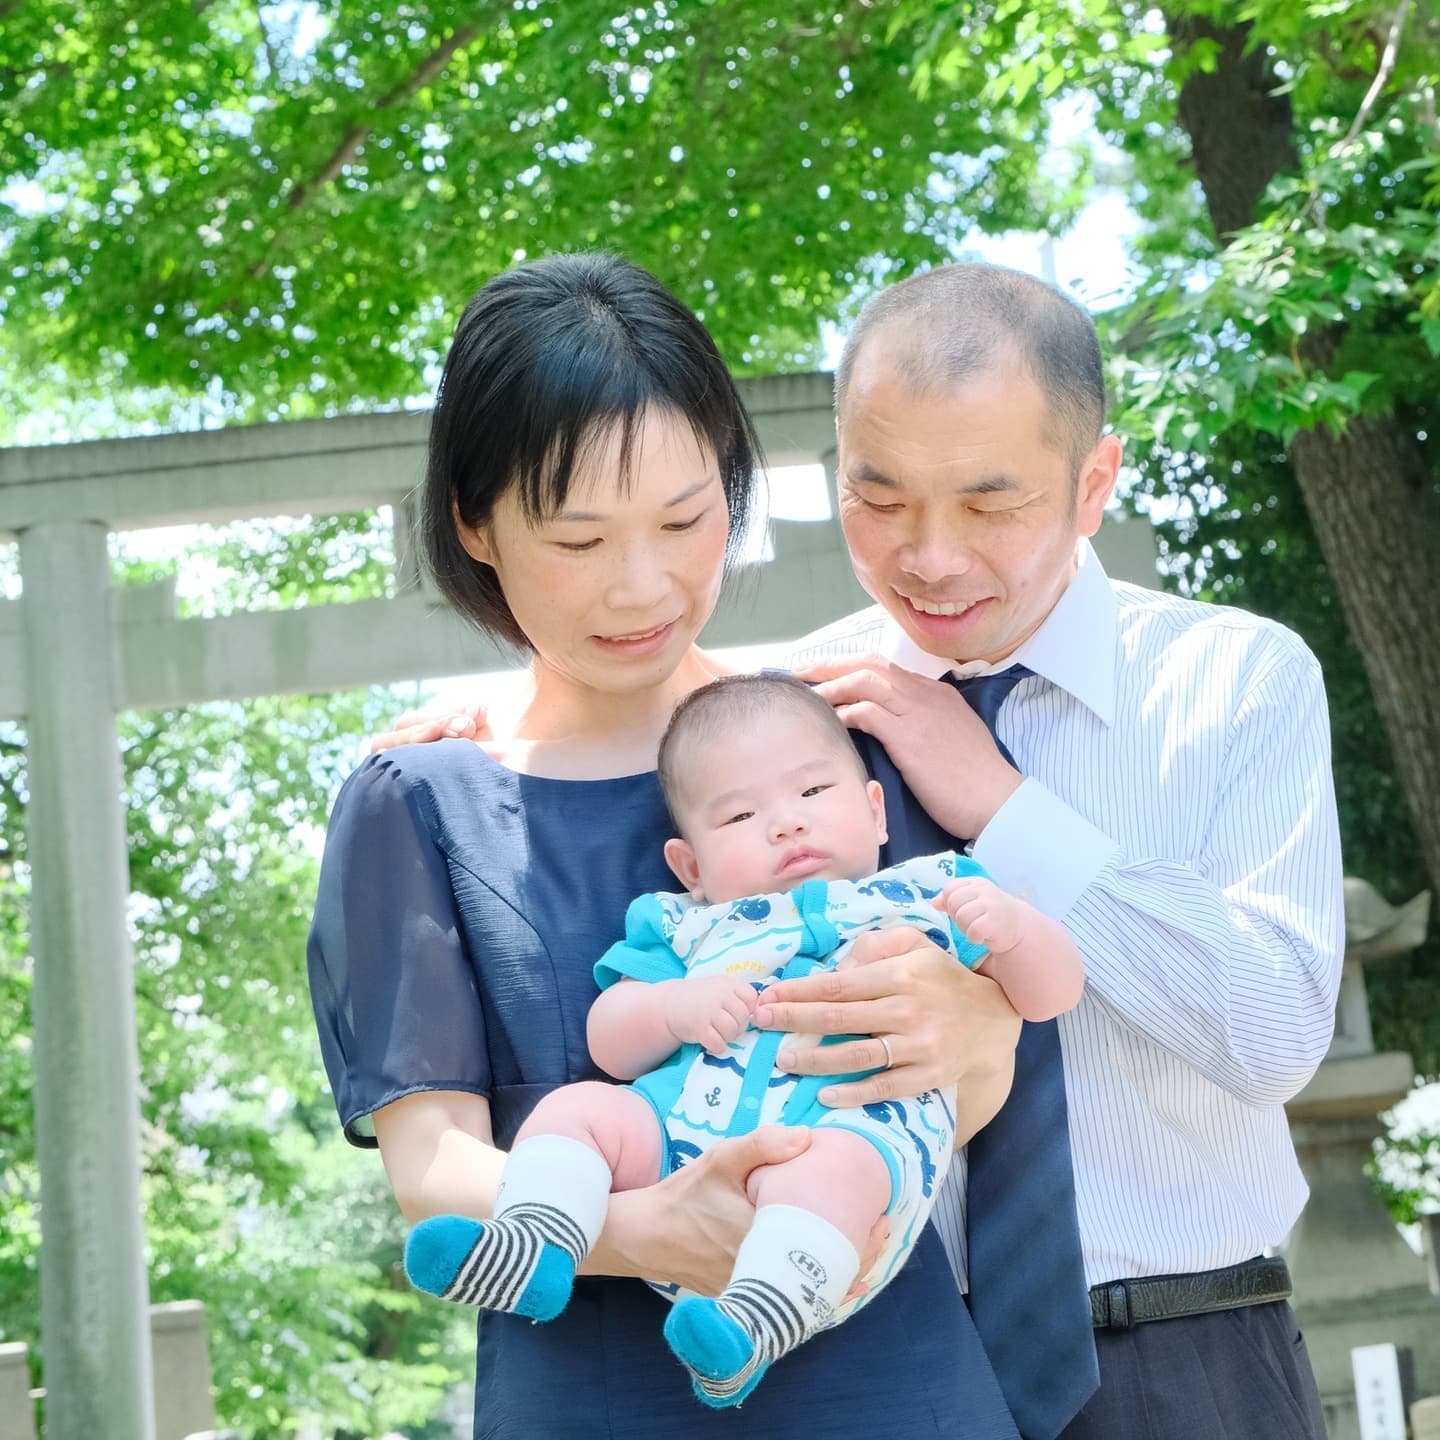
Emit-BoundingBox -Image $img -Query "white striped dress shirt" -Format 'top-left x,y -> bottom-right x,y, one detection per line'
788,539 -> 1345,1290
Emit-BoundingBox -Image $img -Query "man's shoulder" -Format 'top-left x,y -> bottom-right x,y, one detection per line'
1109,579 -> 1319,677
785,605 -> 892,666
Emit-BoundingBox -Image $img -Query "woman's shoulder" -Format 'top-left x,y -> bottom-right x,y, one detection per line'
330,739 -> 513,846
331,740 -> 667,853
344,736 -> 501,791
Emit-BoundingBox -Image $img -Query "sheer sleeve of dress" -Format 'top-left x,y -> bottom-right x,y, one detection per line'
307,753 -> 491,1147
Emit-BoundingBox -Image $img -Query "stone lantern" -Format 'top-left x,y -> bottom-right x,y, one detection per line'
1285,878 -> 1435,1439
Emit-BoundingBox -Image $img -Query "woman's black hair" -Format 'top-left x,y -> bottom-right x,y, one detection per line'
422,252 -> 764,648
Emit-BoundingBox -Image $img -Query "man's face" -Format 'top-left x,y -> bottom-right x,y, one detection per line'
836,342 -> 1119,666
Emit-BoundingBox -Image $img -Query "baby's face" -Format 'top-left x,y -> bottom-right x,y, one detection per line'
664,710 -> 888,903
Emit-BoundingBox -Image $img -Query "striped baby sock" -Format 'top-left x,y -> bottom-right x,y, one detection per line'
404,1135 -> 612,1322
663,1203 -> 860,1407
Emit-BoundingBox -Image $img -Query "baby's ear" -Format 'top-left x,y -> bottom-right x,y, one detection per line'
664,837 -> 705,899
866,779 -> 888,845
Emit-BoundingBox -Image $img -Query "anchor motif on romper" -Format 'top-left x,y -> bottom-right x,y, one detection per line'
705,1087 -> 721,1107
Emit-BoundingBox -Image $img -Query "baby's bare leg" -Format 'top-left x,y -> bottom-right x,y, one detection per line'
745,1127 -> 891,1252
515,1081 -> 663,1191
407,1082 -> 660,1319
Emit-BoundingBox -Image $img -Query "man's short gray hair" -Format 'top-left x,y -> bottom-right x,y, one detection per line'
834,264 -> 1107,471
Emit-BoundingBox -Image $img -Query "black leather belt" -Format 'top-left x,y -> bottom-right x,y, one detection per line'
1089,1255 -> 1292,1330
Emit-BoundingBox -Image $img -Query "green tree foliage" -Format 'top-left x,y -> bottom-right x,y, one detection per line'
0,0 -> 1068,426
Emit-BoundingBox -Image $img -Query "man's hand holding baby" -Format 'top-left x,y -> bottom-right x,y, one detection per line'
663,975 -> 761,1057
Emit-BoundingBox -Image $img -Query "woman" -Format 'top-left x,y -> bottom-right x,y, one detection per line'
308,252 -> 1021,1438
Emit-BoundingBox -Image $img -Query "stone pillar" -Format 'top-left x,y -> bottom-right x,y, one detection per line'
18,520 -> 155,1440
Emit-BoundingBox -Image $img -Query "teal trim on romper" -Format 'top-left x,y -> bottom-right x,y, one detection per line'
794,878 -> 841,956
630,1044 -> 700,1178
593,894 -> 689,991
945,856 -> 993,969
711,877 -> 840,1140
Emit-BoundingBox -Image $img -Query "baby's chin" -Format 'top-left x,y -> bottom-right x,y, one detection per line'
703,861 -> 876,905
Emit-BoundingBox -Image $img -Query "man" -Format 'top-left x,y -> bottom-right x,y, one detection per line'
376,263 -> 1344,1437
762,264 -> 1343,1439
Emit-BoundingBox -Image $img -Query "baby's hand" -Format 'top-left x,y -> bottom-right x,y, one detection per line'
664,976 -> 761,1057
938,877 -> 1028,956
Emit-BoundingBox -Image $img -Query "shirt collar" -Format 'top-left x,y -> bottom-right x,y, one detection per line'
878,538 -> 1118,726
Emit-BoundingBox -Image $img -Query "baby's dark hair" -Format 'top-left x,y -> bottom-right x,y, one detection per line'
658,673 -> 867,827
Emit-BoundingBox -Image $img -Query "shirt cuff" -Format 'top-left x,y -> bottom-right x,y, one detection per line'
971,778 -> 1121,921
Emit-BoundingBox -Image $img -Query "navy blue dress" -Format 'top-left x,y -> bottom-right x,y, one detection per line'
308,740 -> 1017,1440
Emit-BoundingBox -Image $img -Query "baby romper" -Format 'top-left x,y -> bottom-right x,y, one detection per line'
593,851 -> 989,1323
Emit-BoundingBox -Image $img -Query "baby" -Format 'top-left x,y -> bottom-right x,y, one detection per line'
405,674 -> 1084,1408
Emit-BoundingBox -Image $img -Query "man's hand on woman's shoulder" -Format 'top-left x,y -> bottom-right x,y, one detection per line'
365,698 -> 492,754
795,655 -> 1024,841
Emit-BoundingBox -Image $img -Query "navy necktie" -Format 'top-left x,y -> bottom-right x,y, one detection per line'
852,665 -> 1098,1440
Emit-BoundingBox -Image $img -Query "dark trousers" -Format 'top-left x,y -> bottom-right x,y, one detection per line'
1056,1302 -> 1326,1440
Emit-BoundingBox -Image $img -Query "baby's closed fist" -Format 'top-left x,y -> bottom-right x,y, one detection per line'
939,877 -> 1027,956
664,975 -> 761,1056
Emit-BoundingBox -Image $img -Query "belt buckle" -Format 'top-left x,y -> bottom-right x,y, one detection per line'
1106,1280 -> 1133,1330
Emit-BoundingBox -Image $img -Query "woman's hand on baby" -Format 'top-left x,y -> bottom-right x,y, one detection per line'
364,698 -> 492,754
663,976 -> 760,1056
753,925 -> 1021,1108
939,876 -> 1026,955
596,1126 -> 811,1295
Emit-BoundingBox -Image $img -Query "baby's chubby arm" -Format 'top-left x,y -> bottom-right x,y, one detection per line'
939,876 -> 1084,1023
587,975 -> 760,1079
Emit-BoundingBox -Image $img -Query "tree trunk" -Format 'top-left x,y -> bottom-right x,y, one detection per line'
1170,15 -> 1440,899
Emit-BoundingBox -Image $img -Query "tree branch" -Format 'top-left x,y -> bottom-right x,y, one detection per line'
1334,0 -> 1411,154
284,22 -> 480,213
1295,0 -> 1413,228
241,19 -> 484,284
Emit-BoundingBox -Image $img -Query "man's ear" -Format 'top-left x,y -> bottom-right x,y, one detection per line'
1075,434 -> 1122,539
867,779 -> 888,846
664,837 -> 705,899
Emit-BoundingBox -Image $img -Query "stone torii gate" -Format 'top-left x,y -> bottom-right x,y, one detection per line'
0,375 -> 1157,1439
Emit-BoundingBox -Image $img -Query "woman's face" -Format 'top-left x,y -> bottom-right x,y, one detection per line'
460,407 -> 731,697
